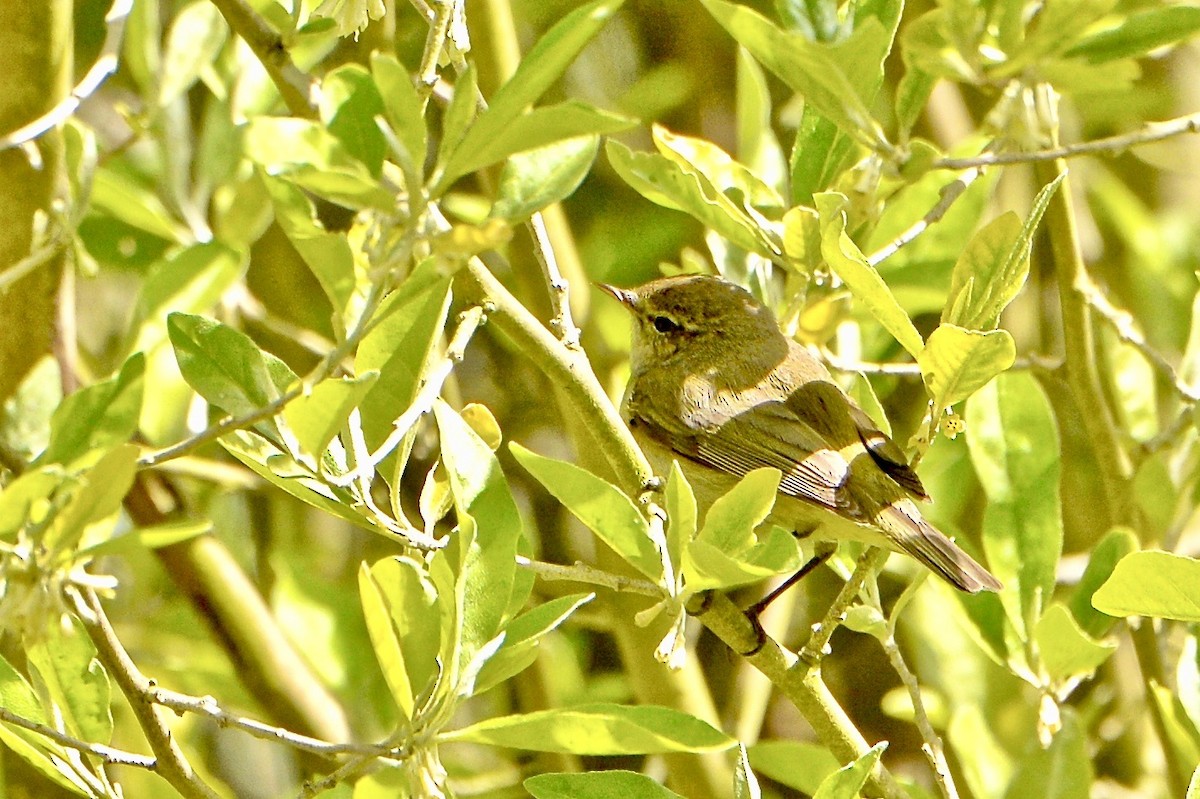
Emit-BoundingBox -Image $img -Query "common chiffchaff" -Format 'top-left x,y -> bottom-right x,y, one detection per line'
602,274 -> 1001,594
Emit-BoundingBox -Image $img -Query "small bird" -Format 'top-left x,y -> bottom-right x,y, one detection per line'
601,274 -> 1001,596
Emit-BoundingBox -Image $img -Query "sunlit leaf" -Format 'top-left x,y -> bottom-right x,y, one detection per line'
965,372 -> 1062,638
510,443 -> 660,580
919,324 -> 1015,413
1093,551 -> 1200,621
1034,603 -> 1116,683
370,52 -> 427,178
491,136 -> 601,221
473,593 -> 594,695
1003,710 -> 1091,799
813,742 -> 886,799
41,353 -> 144,466
436,402 -> 525,659
815,192 -> 924,357
283,372 -> 378,462
158,1 -> 227,106
441,703 -> 734,754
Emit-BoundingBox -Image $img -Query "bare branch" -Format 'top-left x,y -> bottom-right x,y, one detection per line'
0,706 -> 156,770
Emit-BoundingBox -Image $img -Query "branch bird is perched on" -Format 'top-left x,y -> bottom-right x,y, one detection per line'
601,274 -> 1001,596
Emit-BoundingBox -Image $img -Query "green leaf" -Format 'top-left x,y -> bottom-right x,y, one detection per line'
653,125 -> 784,212
684,470 -> 799,592
321,64 -> 387,177
700,0 -> 888,151
168,313 -> 298,442
91,168 -> 189,243
370,52 -> 427,178
283,372 -> 378,463
358,557 -> 441,720
736,47 -> 786,189
158,0 -> 227,106
749,740 -> 840,793
44,445 -> 139,554
697,467 -> 779,553
1066,6 -> 1200,63
1004,710 -> 1091,799
473,593 -> 594,695
948,707 -> 1014,799
436,402 -> 525,659
442,0 -> 625,185
526,771 -> 686,799
1069,526 -> 1137,638
787,19 -> 895,202
440,703 -> 734,754
606,139 -> 775,257
0,467 -> 61,540
0,654 -> 91,797
435,63 -> 479,176
1150,681 -> 1200,782
491,135 -> 600,221
126,242 -> 247,358
221,430 -> 378,532
1092,551 -> 1200,621
445,102 -> 632,186
355,271 -> 452,450
919,324 -> 1015,414
510,442 -> 661,580
242,117 -> 393,210
964,372 -> 1062,637
815,192 -> 924,358
41,353 -> 144,466
813,742 -> 886,799
664,460 -> 698,580
1033,603 -> 1116,684
26,614 -> 112,745
260,173 -> 357,330
945,176 -> 1064,330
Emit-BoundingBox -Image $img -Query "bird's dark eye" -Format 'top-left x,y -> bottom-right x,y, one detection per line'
652,315 -> 682,334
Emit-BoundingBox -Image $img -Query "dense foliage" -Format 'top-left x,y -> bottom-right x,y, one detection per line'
2,0 -> 1200,797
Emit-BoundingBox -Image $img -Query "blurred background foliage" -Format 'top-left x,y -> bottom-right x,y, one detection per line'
3,0 -> 1200,797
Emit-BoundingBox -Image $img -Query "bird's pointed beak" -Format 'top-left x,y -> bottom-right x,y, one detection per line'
596,282 -> 637,309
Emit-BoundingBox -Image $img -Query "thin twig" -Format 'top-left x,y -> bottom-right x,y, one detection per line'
516,556 -> 664,597
933,110 -> 1200,170
527,213 -> 581,348
0,706 -> 156,769
880,632 -> 960,799
867,167 -> 983,267
798,548 -> 887,669
147,688 -> 391,758
1077,272 -> 1200,403
417,0 -> 457,93
69,587 -> 220,799
0,0 -> 132,150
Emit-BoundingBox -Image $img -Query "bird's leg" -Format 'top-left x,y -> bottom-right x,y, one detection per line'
744,540 -> 836,620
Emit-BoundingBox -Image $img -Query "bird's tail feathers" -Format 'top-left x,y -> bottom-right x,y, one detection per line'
877,501 -> 1002,593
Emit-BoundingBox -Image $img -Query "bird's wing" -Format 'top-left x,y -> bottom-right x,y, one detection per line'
630,396 -> 853,512
847,406 -> 929,500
